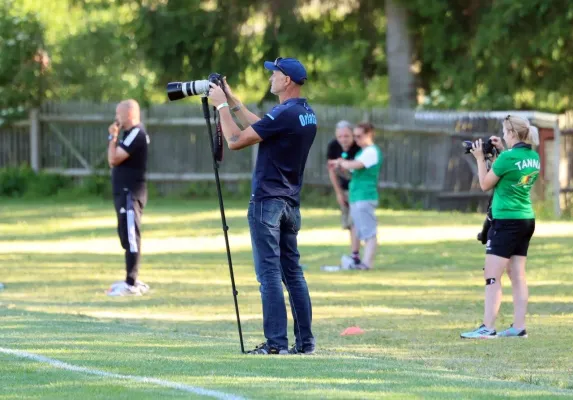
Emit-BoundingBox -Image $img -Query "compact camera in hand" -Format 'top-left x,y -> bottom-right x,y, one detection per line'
462,138 -> 498,158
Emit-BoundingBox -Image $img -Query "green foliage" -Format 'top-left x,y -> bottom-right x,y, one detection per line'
0,1 -> 46,125
180,180 -> 252,200
378,188 -> 423,210
0,167 -> 167,202
4,0 -> 573,112
0,166 -> 73,197
407,0 -> 573,112
55,23 -> 156,104
71,174 -> 112,199
0,169 -> 422,211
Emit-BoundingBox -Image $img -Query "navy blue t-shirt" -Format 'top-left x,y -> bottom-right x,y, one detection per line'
251,98 -> 317,206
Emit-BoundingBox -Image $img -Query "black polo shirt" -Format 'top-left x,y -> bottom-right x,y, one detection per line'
326,139 -> 360,191
111,123 -> 149,197
250,98 -> 317,207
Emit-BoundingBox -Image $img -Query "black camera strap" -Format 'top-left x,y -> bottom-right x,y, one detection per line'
213,105 -> 224,163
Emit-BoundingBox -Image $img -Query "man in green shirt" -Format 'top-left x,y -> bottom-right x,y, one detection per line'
331,122 -> 383,270
461,115 -> 540,340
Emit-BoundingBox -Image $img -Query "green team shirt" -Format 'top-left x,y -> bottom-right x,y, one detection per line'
491,144 -> 540,219
349,144 -> 383,203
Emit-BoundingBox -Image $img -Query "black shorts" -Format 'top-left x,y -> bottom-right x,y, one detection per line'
486,219 -> 535,259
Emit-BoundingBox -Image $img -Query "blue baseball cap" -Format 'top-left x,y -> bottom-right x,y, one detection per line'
263,57 -> 307,85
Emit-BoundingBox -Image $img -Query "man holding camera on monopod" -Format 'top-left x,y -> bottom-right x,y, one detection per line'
207,57 -> 317,355
106,99 -> 151,297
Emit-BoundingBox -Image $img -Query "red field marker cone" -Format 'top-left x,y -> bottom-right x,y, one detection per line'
341,326 -> 365,336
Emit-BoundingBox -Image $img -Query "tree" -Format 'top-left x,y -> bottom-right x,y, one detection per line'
0,1 -> 46,125
385,0 -> 415,108
405,0 -> 573,111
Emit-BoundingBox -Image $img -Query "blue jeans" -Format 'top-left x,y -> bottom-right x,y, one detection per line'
248,199 -> 314,350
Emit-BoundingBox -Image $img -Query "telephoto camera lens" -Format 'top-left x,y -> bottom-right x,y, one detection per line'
166,80 -> 211,101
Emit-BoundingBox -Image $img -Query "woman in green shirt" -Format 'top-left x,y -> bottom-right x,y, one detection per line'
461,115 -> 540,339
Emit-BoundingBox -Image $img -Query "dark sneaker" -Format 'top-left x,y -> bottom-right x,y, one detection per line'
247,342 -> 288,355
350,262 -> 371,271
288,344 -> 316,355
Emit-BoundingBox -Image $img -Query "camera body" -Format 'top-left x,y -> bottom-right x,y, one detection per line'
166,72 -> 224,101
477,204 -> 492,244
165,72 -> 226,162
462,138 -> 498,158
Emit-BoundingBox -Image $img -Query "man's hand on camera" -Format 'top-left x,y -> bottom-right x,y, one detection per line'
470,138 -> 484,160
489,136 -> 504,151
108,122 -> 119,140
208,82 -> 227,108
222,77 -> 239,107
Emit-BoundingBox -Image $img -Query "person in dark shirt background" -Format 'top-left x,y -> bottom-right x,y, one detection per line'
326,120 -> 361,268
106,99 -> 151,297
208,57 -> 317,355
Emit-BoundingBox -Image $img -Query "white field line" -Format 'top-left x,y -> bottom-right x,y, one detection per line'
0,347 -> 246,400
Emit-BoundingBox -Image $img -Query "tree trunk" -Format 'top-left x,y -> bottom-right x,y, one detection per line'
385,0 -> 416,109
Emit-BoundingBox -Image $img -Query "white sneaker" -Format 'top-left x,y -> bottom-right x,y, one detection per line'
340,255 -> 355,270
135,280 -> 150,295
107,281 -> 141,297
321,265 -> 342,272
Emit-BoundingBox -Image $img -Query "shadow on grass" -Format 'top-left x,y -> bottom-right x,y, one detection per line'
1,236 -> 572,323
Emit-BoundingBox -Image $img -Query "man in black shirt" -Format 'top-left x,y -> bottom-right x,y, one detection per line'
326,120 -> 361,267
106,99 -> 150,297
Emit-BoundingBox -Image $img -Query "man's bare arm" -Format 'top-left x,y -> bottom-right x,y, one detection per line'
222,77 -> 261,128
108,139 -> 130,167
218,106 -> 262,150
328,165 -> 343,196
230,103 -> 261,128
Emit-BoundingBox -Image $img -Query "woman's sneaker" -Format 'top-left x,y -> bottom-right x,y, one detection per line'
246,342 -> 288,355
350,262 -> 371,271
460,324 -> 497,339
498,324 -> 528,338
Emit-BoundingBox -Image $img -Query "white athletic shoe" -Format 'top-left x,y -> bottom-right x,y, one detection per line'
340,255 -> 355,270
460,324 -> 497,339
320,265 -> 342,272
107,281 -> 141,297
135,280 -> 150,295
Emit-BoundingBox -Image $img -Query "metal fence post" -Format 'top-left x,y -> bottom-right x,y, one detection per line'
553,120 -> 562,218
29,108 -> 40,172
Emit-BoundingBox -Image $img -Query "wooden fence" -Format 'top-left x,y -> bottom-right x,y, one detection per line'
1,101 -> 571,213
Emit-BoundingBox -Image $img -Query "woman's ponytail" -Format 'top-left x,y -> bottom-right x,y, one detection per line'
527,125 -> 540,146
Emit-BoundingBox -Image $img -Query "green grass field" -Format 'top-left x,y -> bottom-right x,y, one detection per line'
1,198 -> 573,399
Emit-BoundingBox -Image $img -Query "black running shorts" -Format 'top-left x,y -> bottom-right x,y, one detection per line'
486,218 -> 535,259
